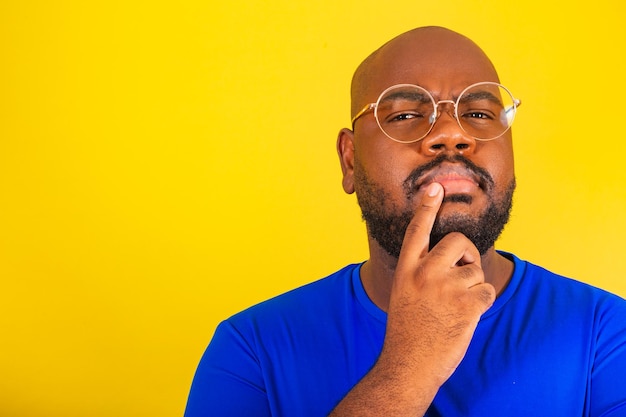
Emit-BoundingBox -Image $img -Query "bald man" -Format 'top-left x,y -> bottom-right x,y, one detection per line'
185,27 -> 626,416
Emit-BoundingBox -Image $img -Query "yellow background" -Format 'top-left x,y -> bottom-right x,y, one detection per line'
1,1 -> 625,416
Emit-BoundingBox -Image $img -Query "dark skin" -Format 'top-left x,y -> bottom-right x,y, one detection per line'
331,27 -> 515,416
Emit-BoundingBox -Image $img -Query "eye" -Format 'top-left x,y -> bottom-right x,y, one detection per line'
382,110 -> 429,125
390,112 -> 424,121
462,110 -> 494,120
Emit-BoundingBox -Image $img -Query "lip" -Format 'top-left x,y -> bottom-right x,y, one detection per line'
416,163 -> 483,195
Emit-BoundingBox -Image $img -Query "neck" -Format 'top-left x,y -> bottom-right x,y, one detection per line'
360,238 -> 513,313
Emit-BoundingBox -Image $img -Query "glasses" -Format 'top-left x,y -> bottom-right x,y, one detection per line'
351,82 -> 521,143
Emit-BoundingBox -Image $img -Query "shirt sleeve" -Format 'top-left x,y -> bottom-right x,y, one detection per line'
184,320 -> 271,417
591,298 -> 626,417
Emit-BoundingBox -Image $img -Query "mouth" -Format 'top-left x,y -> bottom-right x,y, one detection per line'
403,154 -> 495,202
415,163 -> 484,196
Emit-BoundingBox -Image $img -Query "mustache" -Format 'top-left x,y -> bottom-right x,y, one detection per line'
402,154 -> 495,197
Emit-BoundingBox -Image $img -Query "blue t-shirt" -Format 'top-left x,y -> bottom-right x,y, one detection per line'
185,253 -> 626,416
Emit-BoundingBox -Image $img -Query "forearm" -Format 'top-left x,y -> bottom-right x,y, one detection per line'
328,354 -> 443,416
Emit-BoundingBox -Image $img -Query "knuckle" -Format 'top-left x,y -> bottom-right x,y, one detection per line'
430,232 -> 468,252
419,200 -> 439,211
456,265 -> 479,280
480,285 -> 496,305
444,231 -> 467,241
472,284 -> 496,307
404,221 -> 425,238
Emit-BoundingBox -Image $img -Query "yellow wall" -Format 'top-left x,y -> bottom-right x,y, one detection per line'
1,1 -> 625,416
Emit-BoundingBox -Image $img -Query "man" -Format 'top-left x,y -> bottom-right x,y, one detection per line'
185,27 -> 626,416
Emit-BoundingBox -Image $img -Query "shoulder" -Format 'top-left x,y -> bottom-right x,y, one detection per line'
226,263 -> 362,328
503,252 -> 626,323
524,257 -> 623,303
503,252 -> 623,300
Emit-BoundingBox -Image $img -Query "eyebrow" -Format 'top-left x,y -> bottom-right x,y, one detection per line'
458,91 -> 503,106
380,90 -> 432,103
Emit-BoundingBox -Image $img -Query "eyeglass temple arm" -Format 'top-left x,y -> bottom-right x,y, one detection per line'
351,103 -> 376,126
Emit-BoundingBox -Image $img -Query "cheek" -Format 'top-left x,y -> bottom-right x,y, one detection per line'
482,141 -> 515,191
355,141 -> 416,191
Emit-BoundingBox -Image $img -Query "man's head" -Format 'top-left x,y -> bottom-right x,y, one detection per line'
337,26 -> 517,258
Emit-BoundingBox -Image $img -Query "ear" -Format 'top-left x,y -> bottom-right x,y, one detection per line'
337,128 -> 355,194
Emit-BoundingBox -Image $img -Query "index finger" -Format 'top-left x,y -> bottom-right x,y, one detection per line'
397,182 -> 444,268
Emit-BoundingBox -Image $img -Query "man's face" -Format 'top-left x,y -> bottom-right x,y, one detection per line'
340,28 -> 516,258
354,153 -> 515,257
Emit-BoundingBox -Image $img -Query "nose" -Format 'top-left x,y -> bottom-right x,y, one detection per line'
419,101 -> 476,155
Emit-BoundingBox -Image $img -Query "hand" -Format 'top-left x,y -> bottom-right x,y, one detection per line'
382,181 -> 496,385
329,182 -> 496,416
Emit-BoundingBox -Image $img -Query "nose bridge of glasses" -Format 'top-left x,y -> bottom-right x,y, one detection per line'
435,99 -> 456,112
431,99 -> 458,124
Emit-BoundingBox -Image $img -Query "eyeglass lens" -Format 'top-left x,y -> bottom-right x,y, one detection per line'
374,83 -> 516,142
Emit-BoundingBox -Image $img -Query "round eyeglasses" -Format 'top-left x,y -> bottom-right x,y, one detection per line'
351,82 -> 521,143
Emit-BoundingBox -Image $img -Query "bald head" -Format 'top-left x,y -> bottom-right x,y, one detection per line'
350,26 -> 499,118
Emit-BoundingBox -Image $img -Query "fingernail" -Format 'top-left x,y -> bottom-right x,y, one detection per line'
427,182 -> 441,197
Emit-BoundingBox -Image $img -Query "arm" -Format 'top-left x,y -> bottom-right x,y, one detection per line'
590,297 -> 626,416
184,321 -> 271,417
329,182 -> 495,416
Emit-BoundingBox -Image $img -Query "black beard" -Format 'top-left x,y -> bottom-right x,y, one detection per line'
354,155 -> 515,258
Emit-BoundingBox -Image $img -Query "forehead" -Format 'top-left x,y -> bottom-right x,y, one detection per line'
355,29 -> 500,104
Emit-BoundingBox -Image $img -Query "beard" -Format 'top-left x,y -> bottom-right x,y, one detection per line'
354,154 -> 515,258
